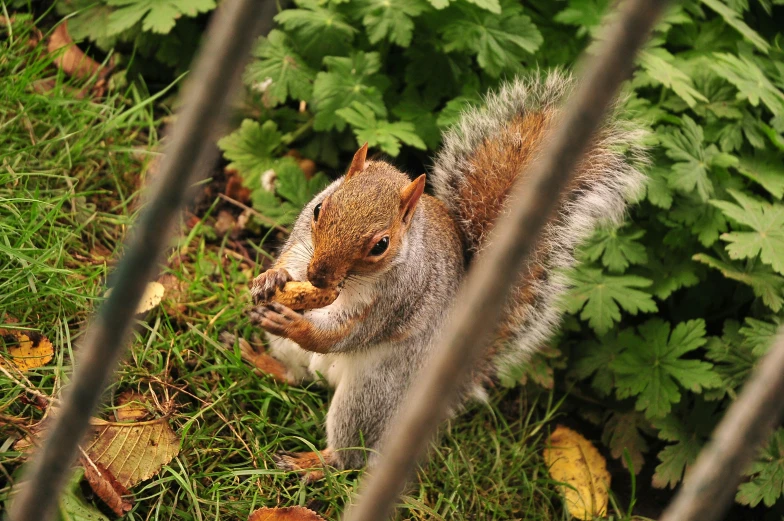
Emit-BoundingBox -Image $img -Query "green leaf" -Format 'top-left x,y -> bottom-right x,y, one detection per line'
440,3 -> 542,77
710,190 -> 784,274
601,411 -> 651,473
637,48 -> 708,107
250,188 -> 299,226
711,53 -> 784,118
736,428 -> 784,506
563,267 -> 658,335
312,52 -> 389,131
106,0 -> 215,35
581,225 -> 648,273
437,95 -> 481,129
275,159 -> 330,207
355,0 -> 428,47
572,329 -> 635,397
59,468 -> 111,521
274,2 -> 356,60
693,253 -> 784,312
651,401 -> 719,488
465,0 -> 501,13
739,317 -> 780,356
660,116 -> 737,201
669,195 -> 728,247
243,30 -> 316,105
700,0 -> 769,53
611,319 -> 721,419
217,120 -> 282,181
553,0 -> 609,38
645,166 -> 674,209
705,320 -> 758,399
646,256 -> 701,300
736,151 -> 784,199
392,95 -> 442,150
336,102 -> 426,156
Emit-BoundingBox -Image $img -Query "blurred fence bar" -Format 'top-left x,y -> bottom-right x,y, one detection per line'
7,1 -> 278,520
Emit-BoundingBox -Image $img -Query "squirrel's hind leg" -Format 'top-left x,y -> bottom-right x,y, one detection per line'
274,448 -> 336,483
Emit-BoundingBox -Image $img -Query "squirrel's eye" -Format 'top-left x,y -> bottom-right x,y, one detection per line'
369,236 -> 389,256
313,203 -> 322,221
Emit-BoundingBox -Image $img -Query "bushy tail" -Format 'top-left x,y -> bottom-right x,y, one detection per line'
430,70 -> 648,375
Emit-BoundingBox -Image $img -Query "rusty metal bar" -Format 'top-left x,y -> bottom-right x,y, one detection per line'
6,1 -> 277,519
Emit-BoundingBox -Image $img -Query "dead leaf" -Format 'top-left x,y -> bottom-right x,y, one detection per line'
158,273 -> 187,316
248,507 -> 326,521
105,281 -> 164,314
543,425 -> 610,520
1,331 -> 54,371
81,457 -> 134,517
215,210 -> 237,236
114,391 -> 151,422
47,22 -> 104,81
84,416 -> 180,489
225,168 -> 251,204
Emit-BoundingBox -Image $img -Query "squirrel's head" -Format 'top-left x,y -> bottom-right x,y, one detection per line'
307,143 -> 426,289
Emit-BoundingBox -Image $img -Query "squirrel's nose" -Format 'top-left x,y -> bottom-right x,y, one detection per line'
307,264 -> 330,289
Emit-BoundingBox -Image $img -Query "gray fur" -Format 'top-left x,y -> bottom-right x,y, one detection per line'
431,69 -> 648,373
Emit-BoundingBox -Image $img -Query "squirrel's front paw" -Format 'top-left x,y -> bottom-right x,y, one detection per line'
249,302 -> 302,337
250,268 -> 292,304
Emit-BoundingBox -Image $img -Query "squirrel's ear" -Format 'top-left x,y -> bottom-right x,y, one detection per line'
345,142 -> 368,180
400,174 -> 426,225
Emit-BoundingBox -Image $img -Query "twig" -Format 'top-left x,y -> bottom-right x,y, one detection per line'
6,1 -> 279,520
659,327 -> 784,521
218,192 -> 291,234
341,1 -> 667,520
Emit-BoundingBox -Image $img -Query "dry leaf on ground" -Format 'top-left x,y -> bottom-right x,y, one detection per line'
543,425 -> 611,520
105,281 -> 165,315
248,506 -> 326,521
1,331 -> 54,371
47,22 -> 105,81
114,390 -> 151,422
81,457 -> 134,517
84,416 -> 180,489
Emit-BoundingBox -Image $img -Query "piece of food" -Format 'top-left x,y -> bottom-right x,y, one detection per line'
265,281 -> 339,310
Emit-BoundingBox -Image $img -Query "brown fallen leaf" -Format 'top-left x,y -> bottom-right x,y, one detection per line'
1,331 -> 54,371
84,416 -> 180,489
158,273 -> 188,316
543,425 -> 611,520
215,210 -> 237,236
225,167 -> 251,204
47,22 -> 105,82
248,506 -> 326,521
114,390 -> 151,422
81,457 -> 134,517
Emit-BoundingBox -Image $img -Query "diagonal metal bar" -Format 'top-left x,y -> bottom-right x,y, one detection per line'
659,327 -> 784,521
6,1 -> 277,520
341,0 -> 667,519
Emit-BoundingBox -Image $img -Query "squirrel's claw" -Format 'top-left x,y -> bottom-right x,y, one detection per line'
273,449 -> 334,483
250,302 -> 302,337
250,268 -> 292,304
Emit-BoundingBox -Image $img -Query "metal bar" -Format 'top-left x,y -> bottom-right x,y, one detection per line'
659,327 -> 784,521
341,0 -> 667,519
6,1 -> 277,519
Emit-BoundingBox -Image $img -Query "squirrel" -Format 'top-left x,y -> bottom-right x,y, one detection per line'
244,70 -> 647,479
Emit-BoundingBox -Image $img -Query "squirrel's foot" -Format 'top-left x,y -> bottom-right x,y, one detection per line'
250,268 -> 292,304
273,449 -> 335,483
219,332 -> 292,383
250,302 -> 309,339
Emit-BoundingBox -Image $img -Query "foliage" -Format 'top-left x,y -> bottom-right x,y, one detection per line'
56,0 -> 784,511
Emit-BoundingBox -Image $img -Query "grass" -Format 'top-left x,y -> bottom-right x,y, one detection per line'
0,15 -> 641,521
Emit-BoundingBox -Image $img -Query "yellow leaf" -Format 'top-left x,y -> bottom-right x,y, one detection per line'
104,281 -> 165,314
114,390 -> 151,422
2,331 -> 54,371
248,507 -> 326,521
543,425 -> 611,520
84,416 -> 180,488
